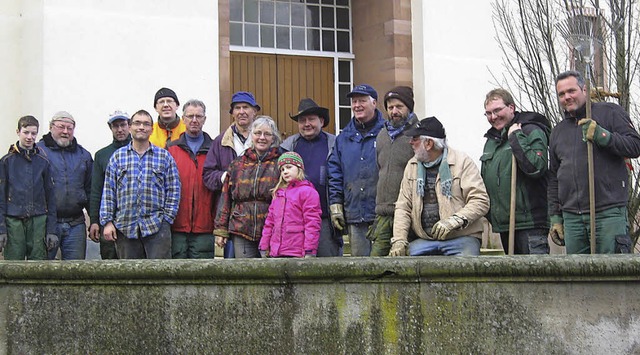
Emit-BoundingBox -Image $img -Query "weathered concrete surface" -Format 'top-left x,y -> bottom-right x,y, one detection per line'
0,256 -> 638,354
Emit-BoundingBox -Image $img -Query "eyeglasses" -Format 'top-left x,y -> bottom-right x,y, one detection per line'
157,99 -> 176,106
484,106 -> 508,118
183,114 -> 205,121
131,121 -> 153,127
252,130 -> 274,138
52,123 -> 75,132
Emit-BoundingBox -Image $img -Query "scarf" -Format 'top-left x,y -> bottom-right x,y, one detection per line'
416,147 -> 452,199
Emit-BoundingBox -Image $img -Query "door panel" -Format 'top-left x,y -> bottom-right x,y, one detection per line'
230,52 -> 335,138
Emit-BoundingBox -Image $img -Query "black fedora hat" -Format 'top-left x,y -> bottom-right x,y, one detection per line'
289,98 -> 330,127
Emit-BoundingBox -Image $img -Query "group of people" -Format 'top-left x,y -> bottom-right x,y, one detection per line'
1,69 -> 639,260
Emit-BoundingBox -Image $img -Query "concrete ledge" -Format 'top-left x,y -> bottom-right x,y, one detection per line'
0,256 -> 638,354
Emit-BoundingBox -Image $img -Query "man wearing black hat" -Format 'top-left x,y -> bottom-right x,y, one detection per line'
88,110 -> 132,259
389,117 -> 489,256
282,98 -> 341,257
368,86 -> 419,256
203,91 -> 261,258
328,84 -> 385,256
150,87 -> 186,148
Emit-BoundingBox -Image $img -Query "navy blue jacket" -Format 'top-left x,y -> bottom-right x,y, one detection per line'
0,144 -> 57,235
37,133 -> 93,223
327,110 -> 385,223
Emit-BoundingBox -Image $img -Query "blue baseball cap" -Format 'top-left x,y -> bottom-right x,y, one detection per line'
107,110 -> 130,124
346,84 -> 378,100
229,91 -> 261,113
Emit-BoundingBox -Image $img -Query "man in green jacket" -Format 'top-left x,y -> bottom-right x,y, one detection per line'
480,89 -> 550,254
88,110 -> 131,259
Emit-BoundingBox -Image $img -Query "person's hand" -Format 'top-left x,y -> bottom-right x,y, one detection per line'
0,233 -> 7,252
46,234 -> 59,251
549,216 -> 565,246
89,223 -> 100,242
389,241 -> 408,256
103,222 -> 117,242
431,214 -> 466,240
330,204 -> 346,230
216,236 -> 227,248
577,118 -> 611,147
260,249 -> 268,258
508,123 -> 522,136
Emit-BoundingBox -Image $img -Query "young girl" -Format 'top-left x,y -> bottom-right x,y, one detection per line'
259,152 -> 322,258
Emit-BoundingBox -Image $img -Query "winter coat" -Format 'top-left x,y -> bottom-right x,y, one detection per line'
480,111 -> 550,233
89,136 -> 131,225
37,133 -> 93,224
0,144 -> 57,235
149,117 -> 186,149
167,132 -> 215,233
214,147 -> 281,242
549,102 -> 640,216
203,124 -> 245,193
392,148 -> 490,243
327,110 -> 385,223
259,179 -> 322,257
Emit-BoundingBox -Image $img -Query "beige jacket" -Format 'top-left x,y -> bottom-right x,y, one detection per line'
392,147 -> 490,243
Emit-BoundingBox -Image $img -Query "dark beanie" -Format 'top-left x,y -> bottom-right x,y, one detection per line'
384,86 -> 414,113
154,87 -> 180,107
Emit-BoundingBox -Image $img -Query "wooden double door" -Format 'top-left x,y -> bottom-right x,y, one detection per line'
230,52 -> 335,138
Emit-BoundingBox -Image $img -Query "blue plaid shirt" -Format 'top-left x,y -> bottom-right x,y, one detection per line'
100,143 -> 181,239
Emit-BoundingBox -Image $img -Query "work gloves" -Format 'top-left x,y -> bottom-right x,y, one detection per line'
431,214 -> 467,240
46,234 -> 59,251
389,240 -> 408,257
578,118 -> 611,147
330,204 -> 346,230
548,216 -> 565,246
0,233 -> 6,252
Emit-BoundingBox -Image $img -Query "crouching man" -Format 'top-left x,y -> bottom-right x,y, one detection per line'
390,117 -> 490,256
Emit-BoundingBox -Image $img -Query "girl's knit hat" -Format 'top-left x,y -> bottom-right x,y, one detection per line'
278,151 -> 305,170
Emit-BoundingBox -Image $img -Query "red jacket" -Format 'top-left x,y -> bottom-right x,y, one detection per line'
167,133 -> 215,233
259,179 -> 321,257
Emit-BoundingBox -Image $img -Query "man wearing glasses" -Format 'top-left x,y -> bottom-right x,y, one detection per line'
480,88 -> 550,254
100,110 -> 180,259
167,100 -> 216,259
37,111 -> 93,260
150,87 -> 186,148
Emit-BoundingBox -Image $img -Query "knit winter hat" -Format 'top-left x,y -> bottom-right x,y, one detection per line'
50,111 -> 75,126
278,151 -> 305,171
384,86 -> 415,113
154,87 -> 180,107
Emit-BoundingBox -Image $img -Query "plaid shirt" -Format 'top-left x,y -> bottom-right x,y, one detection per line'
100,143 -> 181,239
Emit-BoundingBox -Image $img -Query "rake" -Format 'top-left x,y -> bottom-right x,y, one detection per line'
556,3 -> 604,254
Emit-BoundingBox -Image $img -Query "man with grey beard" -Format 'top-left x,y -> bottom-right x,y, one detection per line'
389,117 -> 489,256
37,111 -> 93,260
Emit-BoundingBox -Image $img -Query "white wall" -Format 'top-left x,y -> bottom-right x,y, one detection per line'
0,0 -> 219,154
412,0 -> 504,163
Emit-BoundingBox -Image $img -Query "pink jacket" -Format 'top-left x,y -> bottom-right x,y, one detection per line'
259,179 -> 322,257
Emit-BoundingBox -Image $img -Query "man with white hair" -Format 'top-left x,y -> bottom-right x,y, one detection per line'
389,117 -> 489,256
37,111 -> 93,260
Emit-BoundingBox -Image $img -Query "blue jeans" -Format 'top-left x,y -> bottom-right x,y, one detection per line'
348,222 -> 372,256
409,236 -> 481,256
48,222 -> 87,260
115,221 -> 172,259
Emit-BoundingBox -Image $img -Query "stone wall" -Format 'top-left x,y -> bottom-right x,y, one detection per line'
0,256 -> 638,354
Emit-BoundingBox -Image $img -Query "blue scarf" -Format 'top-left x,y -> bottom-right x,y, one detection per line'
416,147 -> 452,199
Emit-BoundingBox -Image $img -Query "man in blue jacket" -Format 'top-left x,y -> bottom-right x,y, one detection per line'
37,111 -> 93,260
328,84 -> 385,256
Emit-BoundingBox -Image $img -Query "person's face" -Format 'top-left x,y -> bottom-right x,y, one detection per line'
110,119 -> 130,142
556,76 -> 588,114
251,124 -> 275,154
297,114 -> 323,140
182,105 -> 206,136
155,97 -> 178,122
484,98 -> 515,131
410,136 -> 431,162
50,120 -> 75,147
17,125 -> 38,150
350,95 -> 377,123
280,164 -> 300,183
232,103 -> 257,130
130,113 -> 154,142
386,98 -> 410,126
